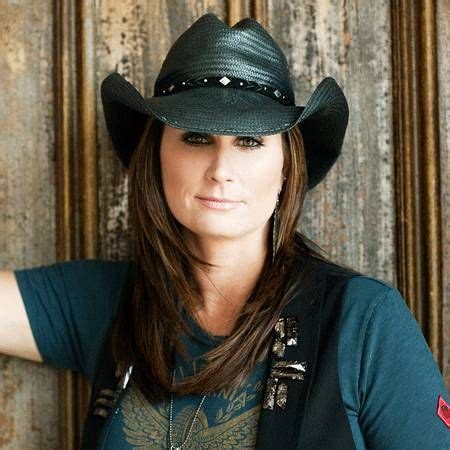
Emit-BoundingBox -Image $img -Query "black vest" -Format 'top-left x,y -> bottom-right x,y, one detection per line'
81,256 -> 362,449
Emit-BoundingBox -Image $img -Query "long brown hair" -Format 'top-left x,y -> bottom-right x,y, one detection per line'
111,115 -> 347,402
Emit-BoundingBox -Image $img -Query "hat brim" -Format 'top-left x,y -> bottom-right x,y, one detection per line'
100,73 -> 348,190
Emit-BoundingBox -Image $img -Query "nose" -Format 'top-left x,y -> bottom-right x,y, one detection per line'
205,143 -> 236,183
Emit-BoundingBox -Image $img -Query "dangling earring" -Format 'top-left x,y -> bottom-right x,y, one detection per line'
272,176 -> 286,263
272,177 -> 286,263
272,191 -> 280,263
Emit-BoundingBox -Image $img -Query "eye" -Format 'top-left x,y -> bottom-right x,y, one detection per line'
239,136 -> 264,148
182,133 -> 208,145
181,132 -> 264,149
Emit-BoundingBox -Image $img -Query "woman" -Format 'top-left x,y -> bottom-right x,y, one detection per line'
4,12 -> 449,450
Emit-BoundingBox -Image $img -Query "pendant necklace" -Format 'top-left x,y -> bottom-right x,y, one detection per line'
168,367 -> 207,450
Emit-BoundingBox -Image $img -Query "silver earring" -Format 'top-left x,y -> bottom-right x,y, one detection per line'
272,191 -> 280,263
272,177 -> 286,263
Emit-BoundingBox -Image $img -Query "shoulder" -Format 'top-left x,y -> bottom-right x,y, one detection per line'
49,258 -> 134,294
13,257 -> 135,327
298,255 -> 409,337
337,273 -> 405,351
51,258 -> 133,277
67,259 -> 135,308
306,254 -> 399,312
12,258 -> 135,383
341,274 -> 398,312
15,257 -> 134,281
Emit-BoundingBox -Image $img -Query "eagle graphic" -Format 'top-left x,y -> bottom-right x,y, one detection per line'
121,380 -> 262,449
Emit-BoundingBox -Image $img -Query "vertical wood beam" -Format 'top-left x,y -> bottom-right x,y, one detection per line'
77,1 -> 99,260
391,0 -> 443,367
54,1 -> 78,448
226,0 -> 268,26
251,0 -> 269,28
227,0 -> 251,24
54,0 -> 98,447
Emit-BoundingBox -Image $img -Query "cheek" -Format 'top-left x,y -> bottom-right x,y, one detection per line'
160,151 -> 208,223
246,161 -> 282,214
161,150 -> 197,195
258,153 -> 283,190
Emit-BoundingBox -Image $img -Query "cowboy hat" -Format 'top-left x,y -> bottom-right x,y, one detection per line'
100,12 -> 349,190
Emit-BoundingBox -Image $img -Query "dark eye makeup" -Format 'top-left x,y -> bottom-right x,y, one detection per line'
181,131 -> 264,148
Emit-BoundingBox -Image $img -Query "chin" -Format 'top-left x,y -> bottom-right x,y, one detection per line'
192,224 -> 242,239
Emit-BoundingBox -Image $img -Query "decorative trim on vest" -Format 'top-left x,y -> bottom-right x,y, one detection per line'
263,315 -> 306,410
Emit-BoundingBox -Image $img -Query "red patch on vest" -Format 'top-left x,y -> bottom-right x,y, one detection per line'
436,395 -> 450,428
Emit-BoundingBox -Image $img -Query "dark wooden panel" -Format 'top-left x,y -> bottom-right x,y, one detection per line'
54,0 -> 98,446
391,0 -> 444,372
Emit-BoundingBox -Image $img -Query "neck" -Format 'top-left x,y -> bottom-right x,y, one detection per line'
184,225 -> 270,334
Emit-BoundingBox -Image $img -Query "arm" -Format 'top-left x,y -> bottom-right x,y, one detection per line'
2,259 -> 132,384
0,270 -> 43,362
358,285 -> 450,448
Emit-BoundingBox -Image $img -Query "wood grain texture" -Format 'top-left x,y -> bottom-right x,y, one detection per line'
391,0 -> 444,371
54,0 -> 84,447
0,1 -> 60,448
1,1 -> 448,448
54,0 -> 98,447
229,0 -> 251,24
268,0 -> 395,282
436,0 -> 450,387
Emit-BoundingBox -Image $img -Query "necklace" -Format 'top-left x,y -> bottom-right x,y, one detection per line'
168,367 -> 207,450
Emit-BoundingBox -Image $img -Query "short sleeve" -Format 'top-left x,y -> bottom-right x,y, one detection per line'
357,283 -> 450,448
13,259 -> 132,384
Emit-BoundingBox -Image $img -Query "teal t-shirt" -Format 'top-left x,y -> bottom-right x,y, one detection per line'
101,307 -> 270,448
14,259 -> 450,449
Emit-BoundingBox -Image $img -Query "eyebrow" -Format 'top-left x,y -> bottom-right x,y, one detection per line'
181,131 -> 264,140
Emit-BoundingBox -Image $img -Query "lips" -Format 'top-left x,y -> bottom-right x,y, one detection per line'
197,196 -> 241,203
197,197 -> 243,210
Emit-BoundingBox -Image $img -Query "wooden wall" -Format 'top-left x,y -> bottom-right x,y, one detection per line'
437,0 -> 449,388
0,1 -> 59,448
0,0 -> 447,448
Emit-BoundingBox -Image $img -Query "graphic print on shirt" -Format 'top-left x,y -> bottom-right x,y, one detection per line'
120,377 -> 265,449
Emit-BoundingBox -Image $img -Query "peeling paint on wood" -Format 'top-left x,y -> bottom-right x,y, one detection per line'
269,0 -> 395,282
1,0 -> 59,448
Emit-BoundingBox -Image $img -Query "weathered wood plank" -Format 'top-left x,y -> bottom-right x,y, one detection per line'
0,1 -> 59,448
269,0 -> 395,282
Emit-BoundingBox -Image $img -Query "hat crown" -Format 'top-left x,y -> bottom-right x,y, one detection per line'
153,13 -> 295,101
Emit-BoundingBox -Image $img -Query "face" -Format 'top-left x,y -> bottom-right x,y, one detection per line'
159,124 -> 285,243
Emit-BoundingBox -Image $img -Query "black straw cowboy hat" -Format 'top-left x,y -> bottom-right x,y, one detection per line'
100,12 -> 349,190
